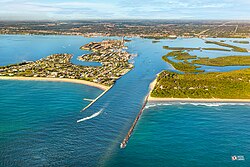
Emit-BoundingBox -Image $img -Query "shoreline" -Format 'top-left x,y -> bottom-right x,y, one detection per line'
0,76 -> 109,91
1,33 -> 250,39
148,75 -> 250,103
148,97 -> 250,103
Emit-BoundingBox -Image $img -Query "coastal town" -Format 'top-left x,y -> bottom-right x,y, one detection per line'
0,39 -> 134,86
1,20 -> 250,38
78,39 -> 134,84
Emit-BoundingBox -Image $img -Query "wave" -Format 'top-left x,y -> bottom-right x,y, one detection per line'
145,102 -> 250,109
180,102 -> 250,107
77,108 -> 104,123
145,103 -> 173,109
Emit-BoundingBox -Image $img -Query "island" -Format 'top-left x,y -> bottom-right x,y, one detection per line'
0,39 -> 134,90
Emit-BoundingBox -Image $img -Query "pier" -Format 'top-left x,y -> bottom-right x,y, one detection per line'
120,94 -> 149,149
81,85 -> 113,112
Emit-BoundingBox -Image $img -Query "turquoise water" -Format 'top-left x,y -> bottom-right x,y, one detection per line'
0,35 -> 110,66
0,35 -> 250,166
106,103 -> 250,167
0,80 -> 103,166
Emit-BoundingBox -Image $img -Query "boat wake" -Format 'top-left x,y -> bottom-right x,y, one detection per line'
77,108 -> 104,123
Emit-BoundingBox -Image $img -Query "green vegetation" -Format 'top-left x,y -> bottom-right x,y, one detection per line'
205,40 -> 248,52
0,40 -> 134,86
151,69 -> 250,99
192,56 -> 250,66
202,48 -> 231,51
162,51 -> 203,73
1,62 -> 30,68
152,40 -> 160,43
163,46 -> 231,52
163,46 -> 200,51
233,40 -> 249,44
166,51 -> 197,60
162,57 -> 203,73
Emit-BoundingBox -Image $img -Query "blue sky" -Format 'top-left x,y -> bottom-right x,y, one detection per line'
0,0 -> 250,20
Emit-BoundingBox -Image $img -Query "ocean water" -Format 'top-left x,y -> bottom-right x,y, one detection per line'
0,35 -> 250,166
0,80 -> 103,166
106,103 -> 250,167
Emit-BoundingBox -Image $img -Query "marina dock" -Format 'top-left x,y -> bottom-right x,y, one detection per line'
120,94 -> 149,149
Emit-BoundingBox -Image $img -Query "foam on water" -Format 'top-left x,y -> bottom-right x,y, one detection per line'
181,102 -> 250,107
145,102 -> 250,109
145,103 -> 173,109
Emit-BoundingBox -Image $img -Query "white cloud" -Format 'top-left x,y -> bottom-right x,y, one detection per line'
0,0 -> 249,20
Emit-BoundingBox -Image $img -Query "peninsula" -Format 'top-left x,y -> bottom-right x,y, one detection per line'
162,51 -> 204,73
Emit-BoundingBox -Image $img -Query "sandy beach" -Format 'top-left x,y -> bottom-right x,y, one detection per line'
0,76 -> 109,90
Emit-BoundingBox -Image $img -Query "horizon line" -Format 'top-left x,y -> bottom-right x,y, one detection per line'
1,19 -> 250,22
